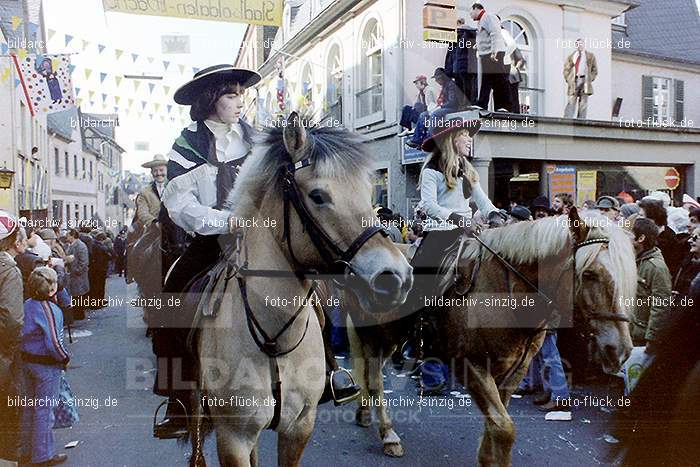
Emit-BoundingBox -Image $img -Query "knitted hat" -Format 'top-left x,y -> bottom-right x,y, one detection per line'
0,210 -> 18,241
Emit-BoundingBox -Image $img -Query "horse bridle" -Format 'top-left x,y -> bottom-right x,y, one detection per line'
280,157 -> 389,281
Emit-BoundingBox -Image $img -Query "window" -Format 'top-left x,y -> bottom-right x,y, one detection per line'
74,203 -> 79,221
325,43 -> 343,124
73,155 -> 78,178
83,205 -> 87,220
64,152 -> 69,177
19,157 -> 25,188
89,160 -> 93,181
501,19 -> 537,114
65,204 -> 71,224
54,148 -> 60,175
82,157 -> 86,179
90,205 -> 94,218
356,18 -> 383,123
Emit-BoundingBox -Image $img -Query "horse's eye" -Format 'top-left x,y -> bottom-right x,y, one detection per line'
308,189 -> 331,205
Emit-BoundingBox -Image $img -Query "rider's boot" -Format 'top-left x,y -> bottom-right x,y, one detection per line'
154,397 -> 188,439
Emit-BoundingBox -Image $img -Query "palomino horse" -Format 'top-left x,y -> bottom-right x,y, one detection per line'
347,209 -> 636,465
190,113 -> 413,467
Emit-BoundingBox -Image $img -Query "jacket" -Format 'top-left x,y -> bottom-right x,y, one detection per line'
657,227 -> 688,279
136,181 -> 162,227
67,238 -> 90,296
446,28 -> 478,75
631,247 -> 673,344
439,79 -> 460,110
673,257 -> 700,297
0,252 -> 23,367
475,12 -> 506,56
21,299 -> 69,365
564,50 -> 598,96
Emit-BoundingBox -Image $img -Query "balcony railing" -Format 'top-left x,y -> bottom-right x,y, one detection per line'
356,83 -> 383,123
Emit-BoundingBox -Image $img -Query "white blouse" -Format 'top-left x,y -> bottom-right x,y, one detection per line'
162,120 -> 249,236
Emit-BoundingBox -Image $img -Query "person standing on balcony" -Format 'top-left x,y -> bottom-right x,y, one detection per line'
406,68 -> 460,148
445,18 -> 478,108
398,75 -> 437,137
564,38 -> 598,119
470,3 -> 511,112
499,17 -> 526,114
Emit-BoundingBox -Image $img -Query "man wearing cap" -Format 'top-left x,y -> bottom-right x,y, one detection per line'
0,211 -> 26,462
508,205 -> 532,223
136,154 -> 168,228
594,195 -> 621,223
398,75 -> 437,137
530,195 -> 554,220
407,67 -> 460,148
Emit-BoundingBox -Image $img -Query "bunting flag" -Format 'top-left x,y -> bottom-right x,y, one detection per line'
115,49 -> 124,60
128,98 -> 134,108
147,57 -> 154,64
11,16 -> 22,31
163,85 -> 171,95
98,44 -> 106,54
15,78 -> 21,88
141,101 -> 147,110
16,53 -> 76,114
17,49 -> 28,61
101,93 -> 108,103
1,43 -> 8,55
0,67 -> 11,83
99,72 -> 107,83
192,67 -> 200,74
148,83 -> 155,94
75,86 -> 81,96
115,76 -> 122,87
27,22 -> 39,38
178,64 -> 186,74
81,39 -> 90,51
85,69 -> 92,80
114,96 -> 121,105
67,64 -> 76,75
48,29 -> 56,40
131,53 -> 139,63
64,34 -> 74,47
76,97 -> 83,107
154,103 -> 161,112
163,60 -> 170,71
133,80 -> 141,91
167,104 -> 172,114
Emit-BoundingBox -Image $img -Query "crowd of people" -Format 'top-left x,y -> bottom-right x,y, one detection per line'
0,213 -> 128,465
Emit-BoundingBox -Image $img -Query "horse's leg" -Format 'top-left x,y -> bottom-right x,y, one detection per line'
499,333 -> 545,408
250,442 -> 258,467
366,345 -> 404,457
188,392 -> 206,467
214,426 -> 256,467
347,318 -> 372,427
465,363 -> 516,467
278,406 -> 316,467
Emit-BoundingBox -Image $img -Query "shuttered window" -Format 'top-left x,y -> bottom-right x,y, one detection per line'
674,79 -> 684,123
642,75 -> 653,121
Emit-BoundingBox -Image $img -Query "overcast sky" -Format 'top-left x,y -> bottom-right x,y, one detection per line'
43,0 -> 246,173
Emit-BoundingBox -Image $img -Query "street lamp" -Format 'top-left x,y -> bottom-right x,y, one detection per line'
0,164 -> 15,190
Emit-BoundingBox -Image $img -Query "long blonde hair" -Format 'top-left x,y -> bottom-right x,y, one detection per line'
419,129 -> 468,190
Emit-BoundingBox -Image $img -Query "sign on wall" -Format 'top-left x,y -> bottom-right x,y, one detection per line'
102,0 -> 283,27
546,165 -> 577,202
576,170 -> 597,206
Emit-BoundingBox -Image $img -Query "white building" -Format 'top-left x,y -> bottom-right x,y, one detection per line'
239,0 -> 700,216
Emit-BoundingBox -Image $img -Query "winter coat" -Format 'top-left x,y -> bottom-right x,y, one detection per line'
66,239 -> 90,296
0,251 -> 23,381
657,227 -> 688,279
136,182 -> 162,227
631,247 -> 673,345
21,299 -> 69,366
673,257 -> 700,297
563,50 -> 598,96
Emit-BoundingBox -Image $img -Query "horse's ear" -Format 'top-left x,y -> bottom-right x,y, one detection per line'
568,206 -> 588,244
283,111 -> 307,161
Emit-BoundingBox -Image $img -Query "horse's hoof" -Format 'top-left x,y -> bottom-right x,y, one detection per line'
355,409 -> 371,427
383,442 -> 405,457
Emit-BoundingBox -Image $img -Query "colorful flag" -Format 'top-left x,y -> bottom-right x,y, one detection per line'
64,34 -> 74,47
16,54 -> 76,114
11,16 -> 22,31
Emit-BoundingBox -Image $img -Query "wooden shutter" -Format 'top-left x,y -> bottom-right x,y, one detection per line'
674,79 -> 684,123
641,75 -> 654,121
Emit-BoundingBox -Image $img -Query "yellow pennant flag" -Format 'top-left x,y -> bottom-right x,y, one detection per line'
76,97 -> 83,107
0,67 -> 11,83
85,69 -> 93,80
48,29 -> 56,40
11,16 -> 22,31
82,39 -> 89,51
128,98 -> 134,108
178,64 -> 186,74
88,90 -> 95,100
52,58 -> 62,71
17,49 -> 28,61
163,85 -> 171,95
147,57 -> 154,64
154,103 -> 161,112
115,96 -> 121,105
115,49 -> 123,60
115,76 -> 123,87
133,80 -> 141,91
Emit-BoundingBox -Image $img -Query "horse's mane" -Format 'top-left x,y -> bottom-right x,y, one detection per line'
463,211 -> 637,315
225,120 -> 372,213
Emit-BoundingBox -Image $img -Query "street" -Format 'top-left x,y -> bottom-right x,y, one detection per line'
55,277 -> 624,466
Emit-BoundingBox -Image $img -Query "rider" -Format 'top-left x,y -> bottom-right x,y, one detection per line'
409,114 -> 498,393
135,154 -> 168,228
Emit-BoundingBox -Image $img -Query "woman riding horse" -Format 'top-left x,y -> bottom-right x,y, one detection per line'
408,115 -> 500,392
152,65 -> 357,439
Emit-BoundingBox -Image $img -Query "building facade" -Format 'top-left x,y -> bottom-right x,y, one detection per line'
239,0 -> 700,217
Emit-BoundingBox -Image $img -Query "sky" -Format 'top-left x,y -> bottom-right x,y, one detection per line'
43,0 -> 247,173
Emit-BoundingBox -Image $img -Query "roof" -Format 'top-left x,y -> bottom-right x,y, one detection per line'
47,108 -> 78,141
613,0 -> 700,64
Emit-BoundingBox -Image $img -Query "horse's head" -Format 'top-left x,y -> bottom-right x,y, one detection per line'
234,113 -> 412,310
568,208 -> 635,374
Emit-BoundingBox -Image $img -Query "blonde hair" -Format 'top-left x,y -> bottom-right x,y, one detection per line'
28,266 -> 57,300
419,129 -> 468,190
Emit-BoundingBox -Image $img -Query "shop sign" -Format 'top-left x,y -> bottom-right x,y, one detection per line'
546,165 -> 576,202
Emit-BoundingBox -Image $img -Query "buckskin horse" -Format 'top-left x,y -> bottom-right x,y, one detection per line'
187,113 -> 413,467
347,209 -> 636,465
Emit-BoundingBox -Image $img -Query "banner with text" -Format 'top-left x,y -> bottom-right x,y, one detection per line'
102,0 -> 283,26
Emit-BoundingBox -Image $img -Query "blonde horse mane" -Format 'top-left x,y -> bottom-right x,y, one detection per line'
462,211 -> 636,316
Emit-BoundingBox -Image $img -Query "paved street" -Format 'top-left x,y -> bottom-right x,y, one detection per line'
54,277 -> 624,466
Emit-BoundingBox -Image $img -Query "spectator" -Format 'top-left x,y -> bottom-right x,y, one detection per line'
594,196 -> 621,223
398,75 -> 437,137
563,38 -> 598,119
552,193 -> 574,215
445,19 -> 478,107
667,208 -> 690,237
16,229 -> 45,300
113,228 -> 127,277
20,267 -> 69,466
0,211 -> 26,463
581,199 -> 596,210
376,208 -> 403,243
689,207 -> 700,233
470,3 -> 510,112
407,68 -> 460,148
620,202 -> 640,219
673,228 -> 700,298
64,229 -> 89,320
682,194 -> 700,212
529,196 -> 553,220
507,205 -> 532,223
89,232 -> 112,305
500,17 -> 526,113
408,223 -> 424,245
630,218 -> 673,354
639,199 -> 687,278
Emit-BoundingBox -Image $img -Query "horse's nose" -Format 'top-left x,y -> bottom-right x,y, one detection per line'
371,269 -> 404,301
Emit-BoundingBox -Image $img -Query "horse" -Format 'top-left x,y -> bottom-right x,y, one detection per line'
347,208 -> 637,465
189,113 -> 413,467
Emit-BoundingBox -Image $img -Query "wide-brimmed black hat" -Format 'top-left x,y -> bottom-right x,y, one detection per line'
421,117 -> 482,152
173,65 -> 262,105
530,195 -> 553,213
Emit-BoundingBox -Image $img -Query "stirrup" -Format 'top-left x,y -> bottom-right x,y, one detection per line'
153,398 -> 188,438
330,368 -> 360,405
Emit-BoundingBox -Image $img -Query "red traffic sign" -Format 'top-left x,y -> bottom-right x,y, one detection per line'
664,168 -> 680,190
